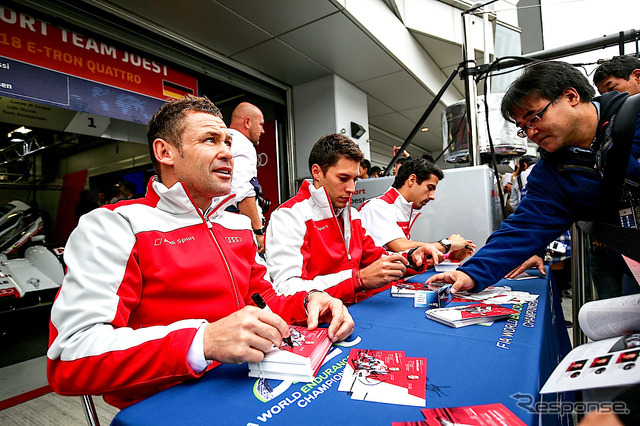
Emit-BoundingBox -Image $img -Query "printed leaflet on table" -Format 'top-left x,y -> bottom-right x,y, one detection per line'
338,349 -> 427,407
390,403 -> 526,425
426,303 -> 518,328
248,325 -> 332,382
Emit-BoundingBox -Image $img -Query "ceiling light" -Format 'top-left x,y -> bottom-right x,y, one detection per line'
9,132 -> 25,143
13,126 -> 32,134
421,127 -> 429,132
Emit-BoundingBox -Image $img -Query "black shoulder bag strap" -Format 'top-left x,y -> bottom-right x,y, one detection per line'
600,93 -> 640,214
578,93 -> 640,261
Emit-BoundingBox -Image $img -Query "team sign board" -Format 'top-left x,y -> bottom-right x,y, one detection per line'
0,5 -> 198,123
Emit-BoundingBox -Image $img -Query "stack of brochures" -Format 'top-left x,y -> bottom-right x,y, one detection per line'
248,325 -> 332,382
426,303 -> 518,328
391,403 -> 526,425
338,348 -> 426,407
390,281 -> 429,297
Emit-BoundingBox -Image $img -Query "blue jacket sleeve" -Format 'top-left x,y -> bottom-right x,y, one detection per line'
459,159 -> 601,291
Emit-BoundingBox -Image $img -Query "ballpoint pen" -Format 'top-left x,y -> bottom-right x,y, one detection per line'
251,292 -> 294,348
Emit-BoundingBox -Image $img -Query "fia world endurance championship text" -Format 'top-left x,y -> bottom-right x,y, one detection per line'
249,358 -> 347,424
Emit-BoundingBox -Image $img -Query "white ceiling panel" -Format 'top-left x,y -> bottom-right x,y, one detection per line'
399,104 -> 446,138
367,95 -> 394,117
231,38 -> 331,86
357,71 -> 435,111
279,13 -> 403,84
369,111 -> 415,137
104,0 -> 272,56
216,0 -> 339,35
411,31 -> 467,97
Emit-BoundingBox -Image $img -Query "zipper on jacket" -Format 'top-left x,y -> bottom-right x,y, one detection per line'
203,210 -> 242,309
322,186 -> 351,262
180,184 -> 242,309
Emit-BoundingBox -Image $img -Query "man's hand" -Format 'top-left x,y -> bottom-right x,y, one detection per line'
411,245 -> 444,268
503,182 -> 512,194
447,234 -> 474,252
203,306 -> 289,364
255,234 -> 265,254
360,253 -> 408,289
392,145 -> 411,158
425,270 -> 476,294
505,255 -> 546,279
448,242 -> 475,263
418,244 -> 444,267
305,292 -> 354,342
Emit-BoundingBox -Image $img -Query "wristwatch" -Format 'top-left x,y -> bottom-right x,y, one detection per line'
253,226 -> 266,235
438,238 -> 452,253
406,247 -> 420,269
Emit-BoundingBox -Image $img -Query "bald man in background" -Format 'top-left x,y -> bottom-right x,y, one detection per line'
229,102 -> 267,252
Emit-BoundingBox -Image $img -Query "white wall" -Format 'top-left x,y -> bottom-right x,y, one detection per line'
292,74 -> 369,179
334,75 -> 370,159
292,75 -> 336,179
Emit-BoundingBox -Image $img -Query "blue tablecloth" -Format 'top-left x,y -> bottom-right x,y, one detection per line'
112,269 -> 573,426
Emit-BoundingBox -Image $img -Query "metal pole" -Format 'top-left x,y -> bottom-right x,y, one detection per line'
383,67 -> 459,175
493,29 -> 640,71
570,224 -> 588,346
462,13 -> 480,167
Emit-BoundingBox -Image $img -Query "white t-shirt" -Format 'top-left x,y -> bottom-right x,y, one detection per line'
509,166 -> 533,211
229,128 -> 257,203
359,187 -> 420,248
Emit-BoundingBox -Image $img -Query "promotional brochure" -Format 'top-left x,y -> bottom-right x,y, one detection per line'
453,286 -> 539,305
426,303 -> 518,328
391,281 -> 430,298
248,326 -> 332,382
391,403 -> 526,425
338,349 -> 427,407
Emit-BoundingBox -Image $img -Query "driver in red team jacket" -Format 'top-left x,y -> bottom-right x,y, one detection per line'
47,96 -> 353,408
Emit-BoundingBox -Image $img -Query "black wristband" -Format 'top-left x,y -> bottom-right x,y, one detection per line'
253,226 -> 266,235
406,247 -> 420,269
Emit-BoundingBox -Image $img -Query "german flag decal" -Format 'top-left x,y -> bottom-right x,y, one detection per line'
163,80 -> 195,99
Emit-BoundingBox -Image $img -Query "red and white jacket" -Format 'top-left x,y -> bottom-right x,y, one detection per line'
359,187 -> 420,248
47,177 -> 306,408
265,181 -> 412,305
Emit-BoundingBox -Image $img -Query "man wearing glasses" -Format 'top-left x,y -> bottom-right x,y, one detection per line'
427,61 -> 640,297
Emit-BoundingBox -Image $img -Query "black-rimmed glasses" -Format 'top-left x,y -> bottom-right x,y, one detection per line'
516,97 -> 558,138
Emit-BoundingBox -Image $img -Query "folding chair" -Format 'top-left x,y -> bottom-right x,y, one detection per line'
81,395 -> 100,426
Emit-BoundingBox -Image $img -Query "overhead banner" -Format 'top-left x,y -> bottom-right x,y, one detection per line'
0,5 -> 198,124
0,5 -> 197,101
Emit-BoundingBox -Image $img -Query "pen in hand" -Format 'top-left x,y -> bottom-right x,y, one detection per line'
251,292 -> 294,348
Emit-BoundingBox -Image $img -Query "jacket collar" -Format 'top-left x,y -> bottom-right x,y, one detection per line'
149,176 -> 236,217
300,180 -> 352,247
303,179 -> 350,216
382,187 -> 419,220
